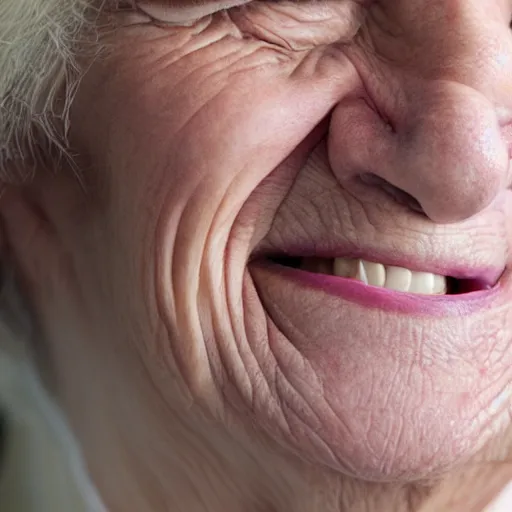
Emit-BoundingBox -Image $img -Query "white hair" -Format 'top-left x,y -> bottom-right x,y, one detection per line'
0,0 -> 98,182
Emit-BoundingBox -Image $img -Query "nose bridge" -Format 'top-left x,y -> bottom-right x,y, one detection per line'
380,0 -> 481,41
372,0 -> 496,82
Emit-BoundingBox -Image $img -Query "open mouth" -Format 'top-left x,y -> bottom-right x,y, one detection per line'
267,255 -> 491,295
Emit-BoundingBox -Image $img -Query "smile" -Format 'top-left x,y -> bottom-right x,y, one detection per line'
268,255 -> 498,295
252,251 -> 507,316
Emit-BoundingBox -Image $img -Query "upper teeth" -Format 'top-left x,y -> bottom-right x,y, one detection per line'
332,258 -> 447,295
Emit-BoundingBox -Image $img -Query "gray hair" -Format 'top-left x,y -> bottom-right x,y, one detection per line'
0,0 -> 98,182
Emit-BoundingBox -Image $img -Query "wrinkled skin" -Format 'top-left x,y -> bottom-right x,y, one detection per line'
2,0 -> 512,510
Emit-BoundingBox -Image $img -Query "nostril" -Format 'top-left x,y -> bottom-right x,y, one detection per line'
359,173 -> 425,215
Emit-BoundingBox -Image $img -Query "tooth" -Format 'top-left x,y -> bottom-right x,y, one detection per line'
362,260 -> 386,287
409,271 -> 435,294
333,257 -> 448,296
355,260 -> 369,284
408,271 -> 448,295
333,258 -> 358,278
433,273 -> 447,294
385,266 -> 412,292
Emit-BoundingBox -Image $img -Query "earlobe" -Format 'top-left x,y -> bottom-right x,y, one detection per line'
0,182 -> 59,299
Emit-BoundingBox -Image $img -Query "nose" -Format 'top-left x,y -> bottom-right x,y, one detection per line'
328,1 -> 512,224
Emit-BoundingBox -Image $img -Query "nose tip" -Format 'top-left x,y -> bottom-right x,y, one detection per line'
397,91 -> 510,223
328,87 -> 510,225
409,167 -> 504,224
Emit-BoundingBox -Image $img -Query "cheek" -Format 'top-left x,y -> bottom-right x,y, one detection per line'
67,18 -> 357,439
70,36 -> 343,290
73,15 -> 355,210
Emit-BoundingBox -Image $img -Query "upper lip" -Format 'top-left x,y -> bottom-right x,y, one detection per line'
251,240 -> 506,289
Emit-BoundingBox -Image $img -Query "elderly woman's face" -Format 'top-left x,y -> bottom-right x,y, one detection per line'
11,0 -> 512,491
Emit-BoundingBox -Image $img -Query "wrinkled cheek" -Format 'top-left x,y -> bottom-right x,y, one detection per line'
140,146 -> 325,405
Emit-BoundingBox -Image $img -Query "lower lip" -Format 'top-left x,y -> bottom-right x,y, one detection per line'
252,259 -> 506,316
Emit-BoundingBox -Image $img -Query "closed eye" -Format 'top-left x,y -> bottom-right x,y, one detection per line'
132,0 -> 253,26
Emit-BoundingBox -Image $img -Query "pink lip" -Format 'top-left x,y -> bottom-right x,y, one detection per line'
252,259 -> 508,316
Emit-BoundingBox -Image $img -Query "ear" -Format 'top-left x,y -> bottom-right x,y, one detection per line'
0,181 -> 57,300
0,155 -> 86,301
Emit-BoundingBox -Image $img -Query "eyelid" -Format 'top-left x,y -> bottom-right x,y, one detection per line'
137,0 -> 253,25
